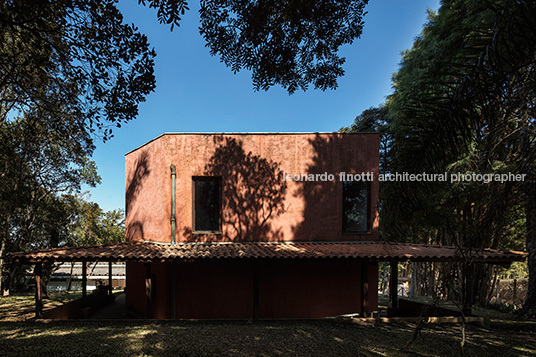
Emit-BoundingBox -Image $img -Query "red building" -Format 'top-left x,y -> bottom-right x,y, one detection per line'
125,133 -> 380,319
12,132 -> 526,320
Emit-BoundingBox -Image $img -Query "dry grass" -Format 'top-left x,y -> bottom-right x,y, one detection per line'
0,319 -> 534,356
0,294 -> 535,356
0,291 -> 82,321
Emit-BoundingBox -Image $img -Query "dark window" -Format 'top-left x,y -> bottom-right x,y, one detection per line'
342,181 -> 370,233
193,177 -> 221,232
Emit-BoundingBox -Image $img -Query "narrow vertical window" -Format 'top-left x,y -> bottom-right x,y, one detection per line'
193,177 -> 221,232
342,181 -> 370,233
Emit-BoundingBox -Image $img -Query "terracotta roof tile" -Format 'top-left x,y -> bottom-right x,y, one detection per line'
10,241 -> 527,264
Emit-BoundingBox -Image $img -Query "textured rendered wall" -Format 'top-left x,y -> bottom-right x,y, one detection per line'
125,133 -> 380,243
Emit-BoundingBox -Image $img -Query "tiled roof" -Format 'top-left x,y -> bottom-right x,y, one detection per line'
10,241 -> 527,263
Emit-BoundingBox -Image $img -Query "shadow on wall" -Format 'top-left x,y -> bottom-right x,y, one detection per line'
126,150 -> 151,241
184,137 -> 287,242
291,134 -> 345,241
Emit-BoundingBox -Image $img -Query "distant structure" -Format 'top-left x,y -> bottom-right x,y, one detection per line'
48,262 -> 125,292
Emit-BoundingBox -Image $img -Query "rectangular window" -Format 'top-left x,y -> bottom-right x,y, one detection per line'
193,177 -> 221,232
342,181 -> 370,233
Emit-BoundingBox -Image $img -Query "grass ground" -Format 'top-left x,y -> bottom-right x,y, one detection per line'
0,319 -> 535,356
0,291 -> 82,321
0,294 -> 534,356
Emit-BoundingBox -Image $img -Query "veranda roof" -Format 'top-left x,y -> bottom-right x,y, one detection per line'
10,241 -> 527,264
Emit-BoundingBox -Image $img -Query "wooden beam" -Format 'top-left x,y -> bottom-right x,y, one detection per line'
360,262 -> 369,317
513,278 -> 517,306
34,263 -> 43,319
108,262 -> 113,296
253,262 -> 259,321
145,262 -> 152,319
82,261 -> 87,301
390,261 -> 398,310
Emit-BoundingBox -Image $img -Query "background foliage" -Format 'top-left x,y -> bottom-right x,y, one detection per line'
343,0 -> 535,316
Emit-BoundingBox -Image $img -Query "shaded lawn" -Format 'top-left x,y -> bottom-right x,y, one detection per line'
1,294 -> 534,356
0,319 -> 534,357
0,291 -> 83,321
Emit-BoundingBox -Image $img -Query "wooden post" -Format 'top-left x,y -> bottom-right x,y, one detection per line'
82,261 -> 87,300
361,262 -> 369,317
409,262 -> 416,298
513,278 -> 517,306
253,261 -> 259,321
496,279 -> 500,302
108,262 -> 113,296
145,263 -> 152,319
34,263 -> 43,318
389,261 -> 398,310
463,263 -> 473,315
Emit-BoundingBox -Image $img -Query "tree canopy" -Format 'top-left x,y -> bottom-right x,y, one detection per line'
141,0 -> 369,93
1,0 -> 370,133
1,0 -> 157,140
345,0 -> 535,316
0,0 -> 155,291
198,0 -> 369,93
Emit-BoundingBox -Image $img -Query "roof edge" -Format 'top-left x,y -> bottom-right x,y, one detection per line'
124,132 -> 380,155
10,241 -> 528,264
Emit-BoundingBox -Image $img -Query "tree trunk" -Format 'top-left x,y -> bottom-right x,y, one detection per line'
66,262 -> 74,291
0,236 -> 5,294
487,267 -> 498,305
0,211 -> 12,294
410,263 -> 416,298
41,262 -> 55,299
524,247 -> 536,317
521,119 -> 536,317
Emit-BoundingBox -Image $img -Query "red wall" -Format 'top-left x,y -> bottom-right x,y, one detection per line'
126,260 -> 378,319
125,262 -> 145,318
124,133 -> 380,319
125,133 -> 379,243
259,260 -> 378,318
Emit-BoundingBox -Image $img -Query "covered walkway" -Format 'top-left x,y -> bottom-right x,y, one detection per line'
11,241 -> 527,319
89,293 -> 126,319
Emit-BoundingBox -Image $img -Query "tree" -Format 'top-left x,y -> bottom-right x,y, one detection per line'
1,0 -> 157,139
5,192 -> 125,292
64,195 -> 125,247
383,0 -> 535,315
0,108 -> 100,292
0,0 -> 158,291
197,0 -> 369,93
2,0 -> 370,113
340,105 -> 392,175
446,0 -> 536,316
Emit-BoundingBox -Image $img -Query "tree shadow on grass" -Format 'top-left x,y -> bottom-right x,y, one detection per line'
131,319 -> 536,357
0,319 -> 535,356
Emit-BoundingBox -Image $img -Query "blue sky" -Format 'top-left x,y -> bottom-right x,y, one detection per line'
86,0 -> 441,212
